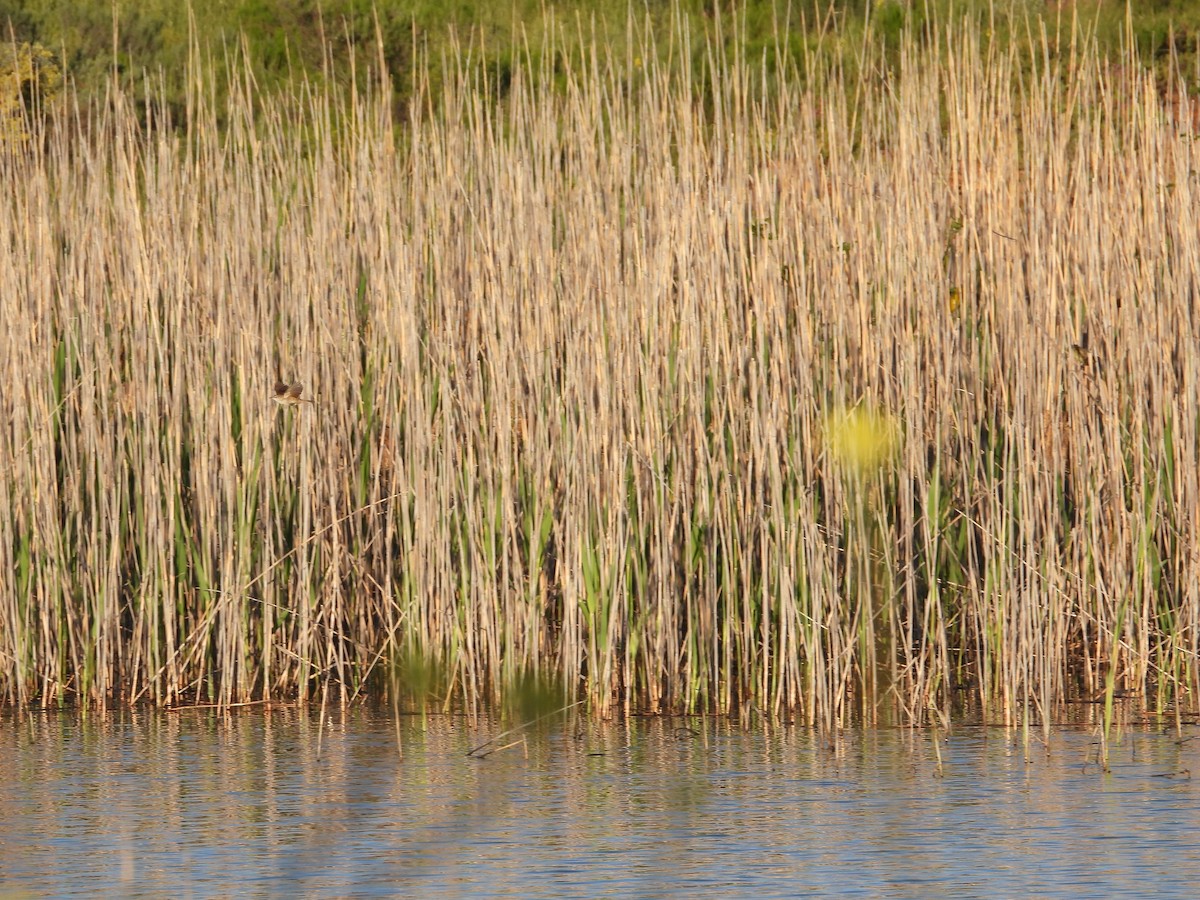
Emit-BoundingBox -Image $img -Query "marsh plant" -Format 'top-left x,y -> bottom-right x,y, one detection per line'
2,10 -> 1198,727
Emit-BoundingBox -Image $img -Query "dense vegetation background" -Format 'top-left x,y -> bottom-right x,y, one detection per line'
4,1 -> 1200,113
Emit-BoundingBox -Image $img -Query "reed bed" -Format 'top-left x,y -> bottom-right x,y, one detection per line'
2,12 -> 1199,727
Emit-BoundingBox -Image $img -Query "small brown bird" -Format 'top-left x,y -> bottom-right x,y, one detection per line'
273,380 -> 313,406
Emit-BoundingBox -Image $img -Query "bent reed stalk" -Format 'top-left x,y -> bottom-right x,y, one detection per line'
2,13 -> 1198,727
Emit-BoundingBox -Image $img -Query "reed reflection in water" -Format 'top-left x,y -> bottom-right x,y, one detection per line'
1,709 -> 1198,898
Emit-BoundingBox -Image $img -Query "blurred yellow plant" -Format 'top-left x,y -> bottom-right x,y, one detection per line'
825,405 -> 900,475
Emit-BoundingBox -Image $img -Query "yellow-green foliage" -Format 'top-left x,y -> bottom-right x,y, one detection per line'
0,42 -> 61,144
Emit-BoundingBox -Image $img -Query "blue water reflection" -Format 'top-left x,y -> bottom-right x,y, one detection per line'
1,709 -> 1197,897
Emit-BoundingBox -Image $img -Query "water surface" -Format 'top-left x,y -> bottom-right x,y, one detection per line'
1,707 -> 1197,897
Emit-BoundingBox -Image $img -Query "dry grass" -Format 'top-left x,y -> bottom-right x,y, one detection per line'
2,13 -> 1199,727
